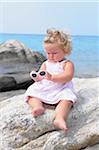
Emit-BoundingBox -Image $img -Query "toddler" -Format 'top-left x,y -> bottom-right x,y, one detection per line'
25,28 -> 77,132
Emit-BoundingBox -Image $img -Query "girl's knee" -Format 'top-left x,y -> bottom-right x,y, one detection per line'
60,100 -> 73,105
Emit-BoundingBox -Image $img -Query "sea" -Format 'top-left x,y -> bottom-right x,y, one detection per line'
0,33 -> 99,78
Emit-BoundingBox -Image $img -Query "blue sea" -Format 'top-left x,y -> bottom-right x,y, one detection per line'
0,33 -> 99,77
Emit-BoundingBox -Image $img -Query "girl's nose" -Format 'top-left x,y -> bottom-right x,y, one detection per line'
49,54 -> 53,59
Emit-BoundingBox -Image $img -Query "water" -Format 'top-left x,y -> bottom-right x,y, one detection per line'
0,33 -> 99,77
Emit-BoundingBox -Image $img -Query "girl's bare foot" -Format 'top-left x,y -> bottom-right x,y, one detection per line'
53,118 -> 68,132
32,107 -> 45,117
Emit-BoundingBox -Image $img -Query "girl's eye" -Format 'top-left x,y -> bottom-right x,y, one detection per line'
53,52 -> 57,54
47,52 -> 57,55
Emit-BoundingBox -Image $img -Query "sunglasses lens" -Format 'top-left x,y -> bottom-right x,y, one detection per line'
32,73 -> 37,77
39,71 -> 46,76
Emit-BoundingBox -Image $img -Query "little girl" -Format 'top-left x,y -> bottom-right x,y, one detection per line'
25,28 -> 77,132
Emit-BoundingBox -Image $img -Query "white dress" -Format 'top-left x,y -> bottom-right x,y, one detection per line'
25,60 -> 77,104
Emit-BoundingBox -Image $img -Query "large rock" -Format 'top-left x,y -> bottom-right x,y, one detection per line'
0,40 -> 46,91
0,78 -> 99,150
0,39 -> 45,63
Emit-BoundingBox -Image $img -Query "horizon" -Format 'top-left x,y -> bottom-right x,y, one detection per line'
0,32 -> 99,37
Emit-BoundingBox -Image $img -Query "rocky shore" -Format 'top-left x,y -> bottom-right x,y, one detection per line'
0,40 -> 99,150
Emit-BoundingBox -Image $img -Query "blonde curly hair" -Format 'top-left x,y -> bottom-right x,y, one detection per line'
44,28 -> 72,55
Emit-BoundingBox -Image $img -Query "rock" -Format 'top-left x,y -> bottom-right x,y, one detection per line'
0,95 -> 55,150
0,61 -> 38,91
0,40 -> 46,91
0,76 -> 16,91
0,89 -> 25,102
0,39 -> 29,62
42,88 -> 99,150
83,144 -> 99,150
0,39 -> 46,63
0,81 -> 99,149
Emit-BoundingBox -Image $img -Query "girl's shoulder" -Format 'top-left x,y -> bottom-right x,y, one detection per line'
64,59 -> 73,64
63,59 -> 74,68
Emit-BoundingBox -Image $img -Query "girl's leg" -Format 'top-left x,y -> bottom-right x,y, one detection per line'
53,100 -> 73,132
28,96 -> 45,117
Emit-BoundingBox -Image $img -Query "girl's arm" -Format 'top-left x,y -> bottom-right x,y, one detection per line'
47,61 -> 74,84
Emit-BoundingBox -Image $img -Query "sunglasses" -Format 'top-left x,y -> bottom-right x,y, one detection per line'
30,70 -> 47,81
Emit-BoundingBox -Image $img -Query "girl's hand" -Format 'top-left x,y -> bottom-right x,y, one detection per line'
45,72 -> 52,80
30,70 -> 53,82
35,75 -> 43,82
30,70 -> 49,82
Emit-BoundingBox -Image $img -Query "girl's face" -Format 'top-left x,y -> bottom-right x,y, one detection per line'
44,43 -> 65,62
